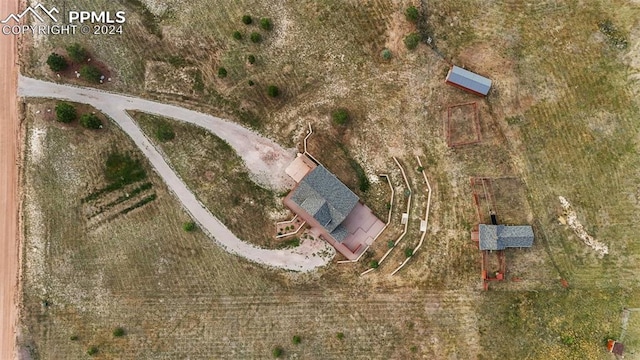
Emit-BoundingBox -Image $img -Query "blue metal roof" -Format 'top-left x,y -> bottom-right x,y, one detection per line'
446,66 -> 492,95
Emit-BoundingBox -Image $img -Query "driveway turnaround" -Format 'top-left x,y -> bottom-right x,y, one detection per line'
18,76 -> 333,272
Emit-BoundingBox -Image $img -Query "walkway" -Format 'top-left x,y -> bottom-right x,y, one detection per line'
18,76 -> 333,272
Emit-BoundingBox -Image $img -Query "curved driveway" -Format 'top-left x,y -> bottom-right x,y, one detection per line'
18,76 -> 332,272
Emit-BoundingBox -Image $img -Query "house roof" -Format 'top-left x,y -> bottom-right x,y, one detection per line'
446,66 -> 492,95
288,165 -> 359,236
479,224 -> 534,250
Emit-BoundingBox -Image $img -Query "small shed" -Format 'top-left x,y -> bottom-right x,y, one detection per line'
445,65 -> 492,96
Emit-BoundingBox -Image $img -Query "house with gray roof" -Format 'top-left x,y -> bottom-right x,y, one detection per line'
478,224 -> 534,251
287,165 -> 359,242
445,65 -> 492,96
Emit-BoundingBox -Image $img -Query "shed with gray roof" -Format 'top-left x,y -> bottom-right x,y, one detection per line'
478,224 -> 534,251
445,65 -> 492,96
288,165 -> 359,242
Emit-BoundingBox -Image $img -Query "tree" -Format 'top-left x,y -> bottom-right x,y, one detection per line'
404,33 -> 421,50
218,67 -> 228,78
250,32 -> 262,43
331,108 -> 349,126
404,247 -> 414,258
267,85 -> 279,97
405,6 -> 419,23
46,53 -> 68,72
55,102 -> 77,123
87,346 -> 98,356
369,260 -> 379,269
183,221 -> 196,232
80,113 -> 102,129
272,346 -> 284,358
260,18 -> 273,30
66,43 -> 87,62
112,327 -> 126,337
381,48 -> 392,60
247,54 -> 256,64
155,121 -> 175,142
242,15 -> 252,25
232,31 -> 242,40
80,65 -> 102,83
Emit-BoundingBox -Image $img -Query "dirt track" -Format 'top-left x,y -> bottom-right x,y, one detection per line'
0,1 -> 20,359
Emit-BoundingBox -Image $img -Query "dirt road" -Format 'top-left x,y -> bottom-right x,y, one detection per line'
19,76 -> 334,272
0,1 -> 20,359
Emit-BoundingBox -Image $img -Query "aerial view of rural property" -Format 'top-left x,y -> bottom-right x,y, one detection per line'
1,0 -> 640,359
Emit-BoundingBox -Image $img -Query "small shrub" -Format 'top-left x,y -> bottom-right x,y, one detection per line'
183,221 -> 196,232
66,43 -> 87,62
250,32 -> 262,43
80,113 -> 102,129
80,64 -> 102,83
232,31 -> 243,40
292,335 -> 301,344
561,335 -> 575,346
113,327 -> 126,337
404,33 -> 421,50
336,332 -> 344,340
248,80 -> 255,86
46,53 -> 68,72
218,67 -> 228,78
69,335 -> 78,341
369,260 -> 379,269
247,54 -> 256,64
405,6 -> 419,23
260,18 -> 273,30
410,345 -> 418,352
404,247 -> 414,258
387,240 -> 395,249
155,120 -> 175,142
87,346 -> 98,356
272,346 -> 284,358
55,102 -> 77,123
381,48 -> 392,60
417,166 -> 425,172
331,108 -> 349,126
267,85 -> 279,97
242,15 -> 252,25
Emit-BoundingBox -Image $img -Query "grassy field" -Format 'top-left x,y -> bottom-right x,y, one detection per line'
19,0 -> 640,358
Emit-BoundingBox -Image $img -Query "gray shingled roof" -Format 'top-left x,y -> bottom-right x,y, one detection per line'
289,166 -> 359,237
479,224 -> 533,250
446,66 -> 492,95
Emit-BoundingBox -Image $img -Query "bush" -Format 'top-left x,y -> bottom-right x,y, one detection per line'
387,240 -> 395,249
80,113 -> 102,129
267,85 -> 279,97
405,6 -> 419,23
232,31 -> 242,40
66,43 -> 88,63
69,335 -> 79,341
404,247 -> 414,258
55,102 -> 77,123
183,221 -> 196,232
331,108 -> 349,126
155,120 -> 175,142
260,18 -> 273,30
80,65 -> 102,83
272,346 -> 284,358
417,166 -> 425,172
404,33 -> 421,50
250,32 -> 262,43
336,332 -> 344,340
248,80 -> 255,86
381,48 -> 392,60
292,335 -> 301,344
218,67 -> 228,78
46,53 -> 68,72
87,346 -> 98,356
113,327 -> 126,337
247,54 -> 256,64
369,260 -> 379,269
242,15 -> 252,25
